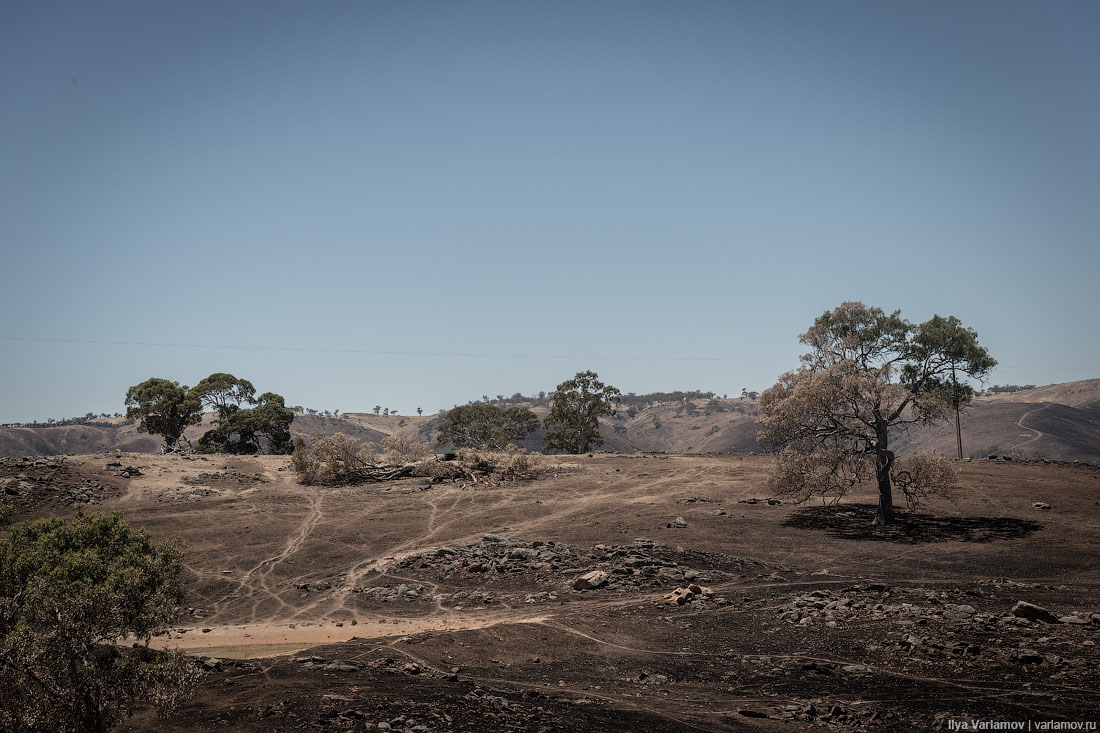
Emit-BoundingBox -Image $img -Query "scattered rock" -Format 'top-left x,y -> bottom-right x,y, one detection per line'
942,604 -> 977,620
663,584 -> 713,606
573,570 -> 609,590
1012,601 -> 1062,624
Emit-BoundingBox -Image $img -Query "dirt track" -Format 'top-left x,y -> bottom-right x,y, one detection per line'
6,452 -> 1100,731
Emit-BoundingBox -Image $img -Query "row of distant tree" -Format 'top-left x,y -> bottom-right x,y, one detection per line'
0,412 -> 134,429
289,406 -> 423,417
3,391 -> 770,430
981,384 -> 1038,395
459,388 -> 759,411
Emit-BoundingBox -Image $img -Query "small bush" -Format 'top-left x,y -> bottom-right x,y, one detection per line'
453,444 -> 539,480
892,451 -> 956,509
382,428 -> 431,464
410,459 -> 470,481
292,433 -> 382,485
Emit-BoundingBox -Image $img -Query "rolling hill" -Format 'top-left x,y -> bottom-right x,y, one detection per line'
2,379 -> 1098,463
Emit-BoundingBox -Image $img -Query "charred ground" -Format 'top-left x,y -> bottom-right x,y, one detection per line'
3,453 -> 1098,731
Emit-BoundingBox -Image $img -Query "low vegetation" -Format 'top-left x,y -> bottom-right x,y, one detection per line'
381,428 -> 431,464
291,434 -> 383,485
291,432 -> 543,486
452,445 -> 542,480
0,513 -> 197,731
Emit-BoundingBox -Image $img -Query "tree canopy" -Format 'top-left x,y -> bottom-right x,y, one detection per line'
189,372 -> 256,421
436,403 -> 539,451
197,390 -> 295,454
542,371 -> 621,454
0,513 -> 197,731
758,302 -> 995,524
124,378 -> 203,450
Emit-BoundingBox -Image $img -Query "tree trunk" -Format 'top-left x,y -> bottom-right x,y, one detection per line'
83,693 -> 107,733
873,425 -> 895,525
955,401 -> 963,460
953,366 -> 963,460
874,463 -> 894,525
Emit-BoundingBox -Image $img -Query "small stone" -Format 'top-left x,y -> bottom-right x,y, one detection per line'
573,570 -> 609,590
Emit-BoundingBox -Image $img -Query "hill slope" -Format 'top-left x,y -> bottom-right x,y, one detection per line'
2,379 -> 1098,462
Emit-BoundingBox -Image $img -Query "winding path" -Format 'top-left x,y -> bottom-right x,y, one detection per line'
1008,403 -> 1052,453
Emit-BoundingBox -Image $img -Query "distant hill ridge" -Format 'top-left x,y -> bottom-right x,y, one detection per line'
1,379 -> 1097,463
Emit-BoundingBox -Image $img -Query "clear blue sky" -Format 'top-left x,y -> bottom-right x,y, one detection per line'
2,1 -> 1098,421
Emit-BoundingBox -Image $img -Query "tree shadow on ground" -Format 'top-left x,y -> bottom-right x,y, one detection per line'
781,503 -> 1042,544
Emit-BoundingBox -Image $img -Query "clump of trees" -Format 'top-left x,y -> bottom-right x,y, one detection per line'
984,384 -> 1037,395
0,513 -> 198,731
543,371 -> 621,454
758,302 -> 995,525
436,404 -> 539,451
124,373 -> 294,454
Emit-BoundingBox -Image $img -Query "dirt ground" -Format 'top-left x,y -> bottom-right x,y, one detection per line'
5,452 -> 1099,731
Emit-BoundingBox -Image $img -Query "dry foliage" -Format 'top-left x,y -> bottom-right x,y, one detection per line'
292,434 -> 390,485
453,444 -> 542,480
769,447 -> 955,510
768,446 -> 870,506
382,428 -> 431,464
891,451 -> 956,509
292,433 -> 540,486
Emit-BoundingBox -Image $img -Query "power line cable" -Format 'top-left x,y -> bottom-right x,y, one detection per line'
1,336 -> 1095,371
